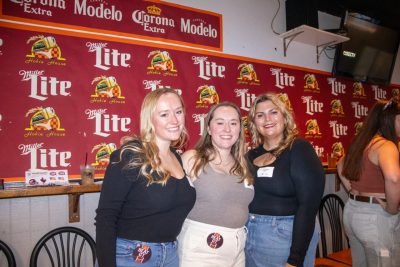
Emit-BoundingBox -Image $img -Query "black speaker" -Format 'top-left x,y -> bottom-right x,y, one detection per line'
285,0 -> 319,31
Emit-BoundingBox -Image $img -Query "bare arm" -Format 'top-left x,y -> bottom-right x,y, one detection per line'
181,149 -> 197,181
377,141 -> 400,214
336,156 -> 352,192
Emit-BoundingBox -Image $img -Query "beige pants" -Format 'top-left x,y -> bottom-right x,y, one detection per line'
178,219 -> 247,267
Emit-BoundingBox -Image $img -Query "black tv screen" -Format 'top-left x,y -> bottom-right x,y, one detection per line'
333,13 -> 400,85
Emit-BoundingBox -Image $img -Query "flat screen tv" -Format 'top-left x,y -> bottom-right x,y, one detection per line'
333,13 -> 400,85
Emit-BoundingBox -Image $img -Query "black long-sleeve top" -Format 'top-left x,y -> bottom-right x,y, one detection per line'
95,141 -> 196,267
247,138 -> 325,266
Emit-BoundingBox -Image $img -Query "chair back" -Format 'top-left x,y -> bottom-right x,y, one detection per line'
30,226 -> 96,267
318,194 -> 349,257
0,240 -> 16,267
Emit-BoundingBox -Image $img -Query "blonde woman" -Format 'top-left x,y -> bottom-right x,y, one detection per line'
178,102 -> 254,267
244,93 -> 325,267
95,88 -> 196,267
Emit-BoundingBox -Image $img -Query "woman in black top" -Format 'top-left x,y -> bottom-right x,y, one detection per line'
244,93 -> 325,267
95,88 -> 196,267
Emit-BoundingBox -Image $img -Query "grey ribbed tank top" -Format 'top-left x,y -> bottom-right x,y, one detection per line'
187,164 -> 254,228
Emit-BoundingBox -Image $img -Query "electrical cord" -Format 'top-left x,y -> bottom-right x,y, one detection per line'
270,0 -> 281,35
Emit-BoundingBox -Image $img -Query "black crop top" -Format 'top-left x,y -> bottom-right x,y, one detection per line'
247,138 -> 325,266
95,141 -> 196,267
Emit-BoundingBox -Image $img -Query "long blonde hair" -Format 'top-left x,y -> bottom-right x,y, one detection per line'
189,102 -> 253,184
247,93 -> 298,157
120,88 -> 188,185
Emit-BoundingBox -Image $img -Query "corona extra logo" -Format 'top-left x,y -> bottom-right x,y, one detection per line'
91,143 -> 117,168
24,106 -> 65,137
147,5 -> 161,15
196,85 -> 219,108
147,50 -> 177,75
90,76 -> 125,102
331,142 -> 344,159
26,35 -> 65,61
330,99 -> 345,115
352,82 -> 366,97
237,63 -> 260,84
304,74 -> 319,92
305,119 -> 322,137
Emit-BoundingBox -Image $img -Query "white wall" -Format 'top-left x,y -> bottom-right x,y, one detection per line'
165,0 -> 400,85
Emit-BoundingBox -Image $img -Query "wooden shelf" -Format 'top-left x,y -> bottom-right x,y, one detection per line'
279,25 -> 349,63
0,183 -> 101,199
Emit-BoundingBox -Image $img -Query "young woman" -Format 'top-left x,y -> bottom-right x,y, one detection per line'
337,99 -> 400,267
95,88 -> 196,267
178,102 -> 254,267
245,93 -> 325,267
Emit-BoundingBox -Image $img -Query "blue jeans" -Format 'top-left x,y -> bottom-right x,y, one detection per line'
343,199 -> 400,267
245,214 -> 320,267
115,238 -> 179,267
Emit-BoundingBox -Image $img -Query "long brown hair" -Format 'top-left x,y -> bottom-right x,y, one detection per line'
120,88 -> 188,185
342,99 -> 400,181
247,93 -> 298,157
189,102 -> 253,184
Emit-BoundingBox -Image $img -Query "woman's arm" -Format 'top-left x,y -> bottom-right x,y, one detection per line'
181,149 -> 197,180
336,156 -> 352,192
377,141 -> 400,214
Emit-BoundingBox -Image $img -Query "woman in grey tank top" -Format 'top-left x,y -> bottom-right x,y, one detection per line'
177,102 -> 254,267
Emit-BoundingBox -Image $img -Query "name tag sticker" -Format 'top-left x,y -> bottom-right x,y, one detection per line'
244,180 -> 254,190
257,167 -> 274,178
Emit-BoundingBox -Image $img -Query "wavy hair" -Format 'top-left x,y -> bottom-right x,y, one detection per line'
120,88 -> 188,186
189,102 -> 253,184
342,98 -> 400,181
247,93 -> 298,157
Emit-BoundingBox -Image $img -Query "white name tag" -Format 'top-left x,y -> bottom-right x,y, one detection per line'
244,179 -> 254,190
257,166 -> 274,178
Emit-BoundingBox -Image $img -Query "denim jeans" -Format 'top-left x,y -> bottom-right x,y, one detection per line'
343,199 -> 400,267
115,238 -> 179,267
245,214 -> 320,267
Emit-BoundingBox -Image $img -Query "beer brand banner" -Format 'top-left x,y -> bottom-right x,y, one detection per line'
0,25 -> 398,181
1,0 -> 222,51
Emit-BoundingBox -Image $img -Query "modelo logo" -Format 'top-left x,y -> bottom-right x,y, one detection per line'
74,0 -> 122,21
181,19 -> 218,38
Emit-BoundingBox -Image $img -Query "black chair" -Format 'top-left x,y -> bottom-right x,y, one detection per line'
318,194 -> 349,257
0,240 -> 16,267
30,226 -> 96,267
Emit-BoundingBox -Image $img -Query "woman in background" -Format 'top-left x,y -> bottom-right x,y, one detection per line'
337,99 -> 400,267
95,88 -> 196,267
178,102 -> 254,267
245,93 -> 325,267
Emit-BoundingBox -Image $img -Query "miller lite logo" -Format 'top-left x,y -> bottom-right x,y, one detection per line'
85,109 -> 131,137
235,89 -> 256,111
302,96 -> 323,115
192,113 -> 207,136
192,56 -> 225,80
351,102 -> 368,119
330,121 -> 348,139
271,68 -> 295,89
87,42 -> 131,71
19,143 -> 72,170
371,85 -> 387,100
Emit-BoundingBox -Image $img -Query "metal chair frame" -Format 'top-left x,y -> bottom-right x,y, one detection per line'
318,194 -> 349,257
0,240 -> 17,267
29,226 -> 96,267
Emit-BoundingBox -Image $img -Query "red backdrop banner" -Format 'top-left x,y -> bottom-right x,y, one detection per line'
0,25 -> 398,181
